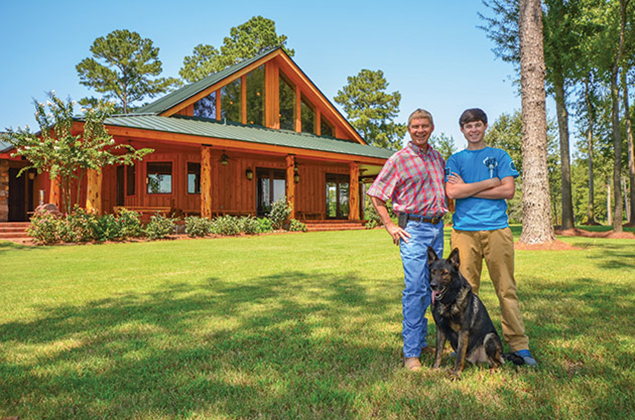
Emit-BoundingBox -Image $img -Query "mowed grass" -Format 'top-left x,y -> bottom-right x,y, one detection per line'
1,228 -> 634,420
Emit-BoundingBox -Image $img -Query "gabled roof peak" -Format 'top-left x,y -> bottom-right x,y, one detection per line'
137,47 -> 284,115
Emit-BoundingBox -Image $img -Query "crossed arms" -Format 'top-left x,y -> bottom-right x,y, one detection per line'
445,173 -> 515,200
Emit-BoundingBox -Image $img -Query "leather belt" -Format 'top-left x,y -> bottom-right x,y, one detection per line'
405,214 -> 442,224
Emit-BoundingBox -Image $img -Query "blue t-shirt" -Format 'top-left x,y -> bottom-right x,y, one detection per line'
445,147 -> 519,231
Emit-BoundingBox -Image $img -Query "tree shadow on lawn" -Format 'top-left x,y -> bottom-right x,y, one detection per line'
513,275 -> 634,375
0,271 -> 405,419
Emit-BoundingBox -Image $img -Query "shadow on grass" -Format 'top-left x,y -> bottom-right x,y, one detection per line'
0,271 -> 401,419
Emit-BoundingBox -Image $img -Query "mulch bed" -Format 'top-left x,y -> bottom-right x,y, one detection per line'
514,227 -> 635,251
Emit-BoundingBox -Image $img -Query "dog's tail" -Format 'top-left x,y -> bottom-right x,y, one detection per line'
503,352 -> 526,366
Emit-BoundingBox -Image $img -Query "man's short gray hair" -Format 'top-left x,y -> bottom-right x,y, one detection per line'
408,108 -> 434,127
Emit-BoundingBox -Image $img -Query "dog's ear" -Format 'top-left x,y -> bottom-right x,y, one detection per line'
448,248 -> 460,268
427,246 -> 439,265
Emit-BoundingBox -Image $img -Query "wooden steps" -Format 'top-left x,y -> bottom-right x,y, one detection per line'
304,220 -> 366,232
0,222 -> 31,243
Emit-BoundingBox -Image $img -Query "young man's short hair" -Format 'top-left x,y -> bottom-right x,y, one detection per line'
408,108 -> 434,127
459,108 -> 488,128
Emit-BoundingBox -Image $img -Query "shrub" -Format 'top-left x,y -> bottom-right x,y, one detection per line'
61,206 -> 98,242
116,208 -> 144,238
238,216 -> 261,235
94,213 -> 123,242
268,198 -> 292,230
184,216 -> 213,237
145,213 -> 176,240
288,219 -> 307,232
256,217 -> 273,233
26,212 -> 61,245
210,215 -> 241,236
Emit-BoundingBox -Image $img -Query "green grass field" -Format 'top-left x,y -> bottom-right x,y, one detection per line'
1,228 -> 634,419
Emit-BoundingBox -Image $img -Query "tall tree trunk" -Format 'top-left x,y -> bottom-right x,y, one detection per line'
584,76 -> 596,224
554,73 -> 574,229
623,175 -> 630,221
518,0 -> 555,244
623,70 -> 635,225
607,180 -> 612,225
610,0 -> 629,233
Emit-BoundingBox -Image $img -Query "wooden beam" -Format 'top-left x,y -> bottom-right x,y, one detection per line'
295,86 -> 302,132
85,169 -> 103,215
286,154 -> 296,220
201,146 -> 213,218
241,75 -> 247,124
349,162 -> 360,221
316,110 -> 321,136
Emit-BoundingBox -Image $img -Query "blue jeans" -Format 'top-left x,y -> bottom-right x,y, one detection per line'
400,219 -> 444,358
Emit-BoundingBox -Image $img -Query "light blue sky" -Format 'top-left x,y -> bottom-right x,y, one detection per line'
0,0 -> 525,149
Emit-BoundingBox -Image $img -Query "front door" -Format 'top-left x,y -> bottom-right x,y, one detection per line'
257,168 -> 286,216
326,174 -> 349,219
8,168 -> 26,221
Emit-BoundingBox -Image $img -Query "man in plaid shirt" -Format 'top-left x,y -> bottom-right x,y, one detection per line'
367,108 -> 448,371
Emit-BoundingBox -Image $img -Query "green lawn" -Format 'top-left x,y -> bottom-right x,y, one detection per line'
1,229 -> 634,419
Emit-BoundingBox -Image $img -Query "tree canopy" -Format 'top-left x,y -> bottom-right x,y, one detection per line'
180,16 -> 294,83
76,29 -> 180,113
2,92 -> 153,214
334,69 -> 406,150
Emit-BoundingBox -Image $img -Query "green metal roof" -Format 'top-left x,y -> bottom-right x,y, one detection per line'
137,48 -> 279,115
103,114 -> 394,160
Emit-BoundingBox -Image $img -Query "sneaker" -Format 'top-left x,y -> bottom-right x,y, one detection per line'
514,349 -> 538,367
404,357 -> 422,371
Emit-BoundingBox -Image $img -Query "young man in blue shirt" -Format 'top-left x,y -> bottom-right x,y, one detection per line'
445,108 -> 537,366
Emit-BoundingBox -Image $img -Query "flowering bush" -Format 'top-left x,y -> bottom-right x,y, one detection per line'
210,215 -> 241,236
184,216 -> 213,237
145,214 -> 176,240
288,219 -> 307,232
27,212 -> 62,245
268,198 -> 292,230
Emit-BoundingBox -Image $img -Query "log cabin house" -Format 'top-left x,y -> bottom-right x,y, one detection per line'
0,47 -> 394,228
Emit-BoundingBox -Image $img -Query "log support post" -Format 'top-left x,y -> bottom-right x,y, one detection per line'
286,154 -> 296,220
201,145 -> 213,218
85,169 -> 103,215
349,162 -> 360,221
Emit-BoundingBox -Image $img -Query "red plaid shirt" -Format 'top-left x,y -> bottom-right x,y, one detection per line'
367,142 -> 447,216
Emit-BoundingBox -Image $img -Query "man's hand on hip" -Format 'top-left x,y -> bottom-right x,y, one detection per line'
386,222 -> 411,245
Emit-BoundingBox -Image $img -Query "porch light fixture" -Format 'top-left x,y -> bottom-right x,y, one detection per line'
220,152 -> 229,165
294,162 -> 300,183
245,167 -> 254,180
28,169 -> 36,180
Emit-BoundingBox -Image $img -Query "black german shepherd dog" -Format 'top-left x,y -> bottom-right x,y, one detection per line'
427,247 -> 522,378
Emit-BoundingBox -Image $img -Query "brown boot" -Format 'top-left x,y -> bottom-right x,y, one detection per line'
404,357 -> 422,371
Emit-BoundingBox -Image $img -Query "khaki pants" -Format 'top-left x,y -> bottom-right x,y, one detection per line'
451,227 -> 529,351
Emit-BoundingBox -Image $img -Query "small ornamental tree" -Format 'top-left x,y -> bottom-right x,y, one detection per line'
2,92 -> 153,214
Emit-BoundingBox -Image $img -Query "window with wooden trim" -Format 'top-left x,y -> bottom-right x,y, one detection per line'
193,91 -> 217,119
279,74 -> 296,131
246,65 -> 265,126
126,163 -> 136,196
321,116 -> 334,137
221,79 -> 241,123
147,162 -> 172,194
301,95 -> 316,134
187,162 -> 201,194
